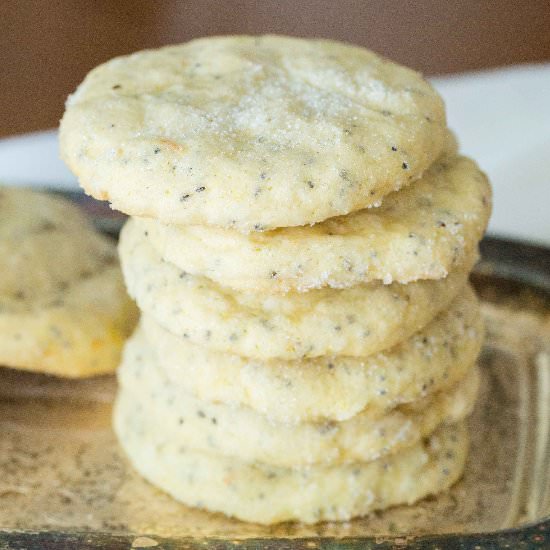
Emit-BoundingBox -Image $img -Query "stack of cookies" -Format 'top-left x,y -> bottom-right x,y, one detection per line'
60,36 -> 491,524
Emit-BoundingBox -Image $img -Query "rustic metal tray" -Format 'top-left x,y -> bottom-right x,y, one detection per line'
0,192 -> 549,549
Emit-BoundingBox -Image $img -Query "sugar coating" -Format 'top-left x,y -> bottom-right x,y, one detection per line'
118,334 -> 478,467
114,391 -> 469,525
119,218 -> 476,360
135,286 -> 482,423
139,149 -> 491,292
0,186 -> 138,377
60,35 -> 447,231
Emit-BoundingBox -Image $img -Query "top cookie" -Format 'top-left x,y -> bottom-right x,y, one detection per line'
60,35 -> 447,231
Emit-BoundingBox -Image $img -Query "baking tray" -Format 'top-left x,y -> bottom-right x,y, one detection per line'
0,192 -> 549,549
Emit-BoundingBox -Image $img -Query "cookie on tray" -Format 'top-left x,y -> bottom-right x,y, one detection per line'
0,186 -> 137,377
115,390 -> 469,525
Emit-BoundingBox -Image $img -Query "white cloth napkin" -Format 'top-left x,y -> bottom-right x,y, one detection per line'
1,63 -> 549,244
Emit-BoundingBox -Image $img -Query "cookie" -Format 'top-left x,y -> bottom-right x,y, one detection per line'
130,286 -> 482,423
0,186 -> 138,377
139,153 -> 490,292
119,217 -> 475,359
60,35 -> 448,231
114,392 -> 468,524
118,338 -> 478,466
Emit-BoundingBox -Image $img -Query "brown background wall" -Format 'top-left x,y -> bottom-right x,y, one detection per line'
1,0 -> 550,137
